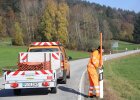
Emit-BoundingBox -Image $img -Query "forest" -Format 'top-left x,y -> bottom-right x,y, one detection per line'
0,0 -> 140,50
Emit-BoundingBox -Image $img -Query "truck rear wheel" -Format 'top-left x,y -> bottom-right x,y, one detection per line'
61,78 -> 66,84
13,89 -> 21,95
67,70 -> 70,79
57,70 -> 67,84
61,70 -> 67,84
50,87 -> 57,93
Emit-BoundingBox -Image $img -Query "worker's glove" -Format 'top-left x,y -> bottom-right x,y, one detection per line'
102,65 -> 104,69
99,66 -> 104,70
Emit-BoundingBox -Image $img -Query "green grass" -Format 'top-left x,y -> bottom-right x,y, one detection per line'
118,41 -> 140,50
0,46 -> 27,66
0,46 -> 27,75
104,53 -> 140,100
0,46 -> 89,75
66,49 -> 89,60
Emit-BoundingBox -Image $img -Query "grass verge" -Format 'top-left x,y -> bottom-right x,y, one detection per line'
104,53 -> 140,100
66,49 -> 89,60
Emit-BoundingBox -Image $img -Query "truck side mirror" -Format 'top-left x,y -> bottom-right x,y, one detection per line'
68,56 -> 72,60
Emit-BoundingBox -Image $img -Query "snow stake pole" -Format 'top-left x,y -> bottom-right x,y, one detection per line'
99,32 -> 103,98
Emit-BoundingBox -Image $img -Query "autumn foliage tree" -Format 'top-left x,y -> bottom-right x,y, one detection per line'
38,0 -> 69,45
56,1 -> 69,44
38,0 -> 57,41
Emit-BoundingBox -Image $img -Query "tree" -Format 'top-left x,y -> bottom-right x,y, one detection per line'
38,0 -> 57,41
12,22 -> 24,45
0,0 -> 137,49
133,13 -> 140,43
120,22 -> 134,41
102,20 -> 112,50
56,1 -> 69,44
0,16 -> 6,38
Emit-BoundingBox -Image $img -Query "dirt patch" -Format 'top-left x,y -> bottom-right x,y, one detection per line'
104,79 -> 120,100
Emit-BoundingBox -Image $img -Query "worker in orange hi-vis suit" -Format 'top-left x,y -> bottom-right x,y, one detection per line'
87,46 -> 104,97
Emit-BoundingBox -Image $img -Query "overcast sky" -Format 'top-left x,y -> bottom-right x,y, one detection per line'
86,0 -> 140,13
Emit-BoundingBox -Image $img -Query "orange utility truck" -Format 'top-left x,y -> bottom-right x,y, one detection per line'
3,42 -> 70,95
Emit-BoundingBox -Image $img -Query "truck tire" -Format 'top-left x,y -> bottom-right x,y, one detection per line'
61,78 -> 67,84
13,89 -> 21,95
67,70 -> 70,79
57,70 -> 67,84
50,87 -> 57,93
61,70 -> 67,84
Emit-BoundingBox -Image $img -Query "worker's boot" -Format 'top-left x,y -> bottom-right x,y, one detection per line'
96,93 -> 100,99
88,92 -> 94,98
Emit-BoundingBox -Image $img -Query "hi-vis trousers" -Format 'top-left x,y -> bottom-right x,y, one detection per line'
87,64 -> 100,96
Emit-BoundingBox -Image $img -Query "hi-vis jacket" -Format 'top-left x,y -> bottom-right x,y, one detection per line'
88,50 -> 100,68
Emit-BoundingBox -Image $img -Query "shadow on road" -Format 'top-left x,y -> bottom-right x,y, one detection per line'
0,88 -> 49,97
58,86 -> 88,98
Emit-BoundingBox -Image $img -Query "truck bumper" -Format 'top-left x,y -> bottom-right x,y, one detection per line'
4,81 -> 57,89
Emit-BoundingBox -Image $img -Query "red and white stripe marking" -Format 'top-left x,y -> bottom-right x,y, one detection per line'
52,53 -> 59,60
20,53 -> 28,62
32,42 -> 59,46
8,70 -> 25,76
7,70 -> 53,76
36,70 -> 53,75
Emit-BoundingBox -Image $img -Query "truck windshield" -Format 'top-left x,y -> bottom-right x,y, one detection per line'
29,48 -> 59,52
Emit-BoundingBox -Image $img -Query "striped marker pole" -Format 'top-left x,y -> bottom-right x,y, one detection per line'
99,32 -> 103,98
99,68 -> 103,98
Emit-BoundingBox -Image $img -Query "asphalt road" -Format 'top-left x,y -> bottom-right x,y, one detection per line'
0,58 -> 89,100
0,50 -> 140,100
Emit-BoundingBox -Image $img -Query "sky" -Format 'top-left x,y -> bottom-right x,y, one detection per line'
86,0 -> 140,13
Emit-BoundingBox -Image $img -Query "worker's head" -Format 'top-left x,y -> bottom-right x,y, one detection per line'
97,46 -> 105,53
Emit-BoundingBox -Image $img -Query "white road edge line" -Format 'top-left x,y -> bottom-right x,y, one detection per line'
78,69 -> 86,100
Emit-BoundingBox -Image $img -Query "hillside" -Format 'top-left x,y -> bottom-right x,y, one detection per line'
0,0 -> 139,51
